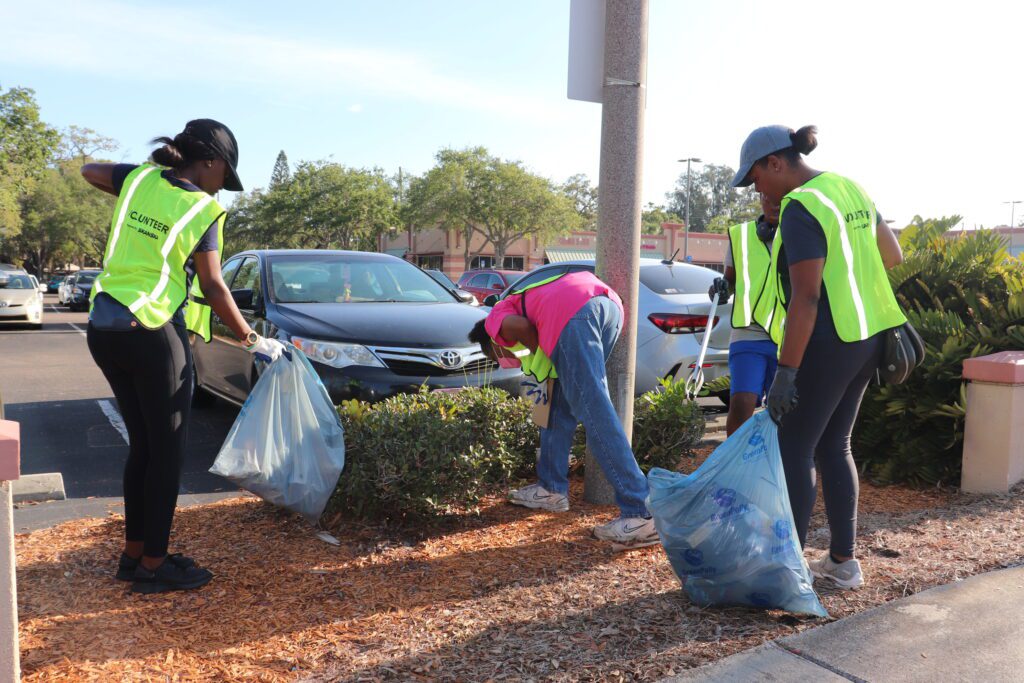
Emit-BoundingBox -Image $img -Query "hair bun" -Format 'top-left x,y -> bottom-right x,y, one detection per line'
149,136 -> 184,167
790,125 -> 819,156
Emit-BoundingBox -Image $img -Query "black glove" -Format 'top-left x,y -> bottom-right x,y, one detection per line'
708,277 -> 731,303
766,365 -> 799,425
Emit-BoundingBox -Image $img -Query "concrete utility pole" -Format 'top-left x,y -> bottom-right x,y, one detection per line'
590,0 -> 649,504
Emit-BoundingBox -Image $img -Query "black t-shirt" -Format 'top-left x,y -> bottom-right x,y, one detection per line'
777,199 -> 883,341
92,164 -> 222,328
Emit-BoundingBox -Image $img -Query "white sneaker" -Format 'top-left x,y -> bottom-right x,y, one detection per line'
593,516 -> 660,548
508,483 -> 569,512
808,552 -> 864,589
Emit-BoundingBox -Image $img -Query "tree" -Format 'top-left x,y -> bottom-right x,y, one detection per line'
230,161 -> 398,252
641,203 -> 683,234
561,173 -> 598,231
16,158 -> 116,274
57,125 -> 117,164
407,147 -> 581,269
665,163 -> 758,233
270,150 -> 290,188
0,86 -> 59,239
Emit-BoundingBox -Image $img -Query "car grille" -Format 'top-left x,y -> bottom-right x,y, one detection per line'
384,357 -> 498,377
369,345 -> 499,377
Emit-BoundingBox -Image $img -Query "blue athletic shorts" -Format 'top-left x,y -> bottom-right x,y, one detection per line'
728,339 -> 778,399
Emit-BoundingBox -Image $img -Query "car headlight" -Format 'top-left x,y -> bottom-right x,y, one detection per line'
291,337 -> 385,369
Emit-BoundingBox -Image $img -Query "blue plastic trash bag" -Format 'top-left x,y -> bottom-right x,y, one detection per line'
210,346 -> 346,522
647,412 -> 827,617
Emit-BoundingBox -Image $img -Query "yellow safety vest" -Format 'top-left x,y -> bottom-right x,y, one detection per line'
728,220 -> 773,329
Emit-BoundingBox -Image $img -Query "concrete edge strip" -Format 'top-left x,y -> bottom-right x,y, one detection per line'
774,642 -> 867,683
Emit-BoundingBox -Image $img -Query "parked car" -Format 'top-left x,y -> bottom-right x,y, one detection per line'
191,250 -> 524,407
67,270 -> 101,311
425,269 -> 479,306
57,275 -> 75,306
489,258 -> 732,398
456,269 -> 523,304
34,276 -> 47,294
46,275 -> 65,293
0,272 -> 44,329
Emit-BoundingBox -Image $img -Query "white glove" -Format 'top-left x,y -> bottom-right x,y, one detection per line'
246,335 -> 288,363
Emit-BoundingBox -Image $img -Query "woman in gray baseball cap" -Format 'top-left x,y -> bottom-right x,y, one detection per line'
732,125 -> 905,591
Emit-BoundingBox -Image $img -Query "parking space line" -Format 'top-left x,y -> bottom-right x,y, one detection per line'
97,399 -> 129,444
68,322 -> 87,337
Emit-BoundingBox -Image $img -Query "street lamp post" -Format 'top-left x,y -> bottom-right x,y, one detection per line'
678,157 -> 701,261
1003,200 -> 1022,228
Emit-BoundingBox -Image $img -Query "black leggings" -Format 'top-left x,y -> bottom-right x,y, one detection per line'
87,323 -> 192,557
778,332 -> 883,558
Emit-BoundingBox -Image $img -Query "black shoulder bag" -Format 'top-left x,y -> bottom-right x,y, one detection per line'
878,321 -> 925,385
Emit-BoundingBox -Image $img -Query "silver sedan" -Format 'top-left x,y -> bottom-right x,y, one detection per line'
489,258 -> 731,398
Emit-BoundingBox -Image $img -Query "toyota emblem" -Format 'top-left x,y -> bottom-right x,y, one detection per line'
0,301 -> 8,308
438,350 -> 462,369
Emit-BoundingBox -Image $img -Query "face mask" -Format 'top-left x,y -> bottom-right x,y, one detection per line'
492,342 -> 521,369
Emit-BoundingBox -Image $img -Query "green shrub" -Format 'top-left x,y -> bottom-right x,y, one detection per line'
853,217 -> 1024,485
328,387 -> 538,521
632,377 -> 706,471
329,379 -> 706,522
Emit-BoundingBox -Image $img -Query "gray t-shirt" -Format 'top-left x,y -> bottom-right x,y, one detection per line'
724,231 -> 773,344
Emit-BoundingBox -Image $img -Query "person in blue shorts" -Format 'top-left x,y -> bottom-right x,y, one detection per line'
708,193 -> 780,435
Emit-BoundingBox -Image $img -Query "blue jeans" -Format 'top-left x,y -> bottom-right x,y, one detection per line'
535,296 -> 650,517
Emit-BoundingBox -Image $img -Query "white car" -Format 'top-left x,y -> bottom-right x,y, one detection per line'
0,272 -> 44,329
493,258 -> 732,399
57,275 -> 75,306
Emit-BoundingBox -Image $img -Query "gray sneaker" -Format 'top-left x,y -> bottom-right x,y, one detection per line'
508,483 -> 569,512
808,553 -> 863,589
593,516 -> 660,548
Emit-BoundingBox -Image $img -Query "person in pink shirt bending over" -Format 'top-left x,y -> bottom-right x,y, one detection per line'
468,270 -> 657,548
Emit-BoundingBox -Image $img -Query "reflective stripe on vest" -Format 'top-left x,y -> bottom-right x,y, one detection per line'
765,172 -> 906,345
185,215 -> 226,342
91,164 -> 224,330
728,220 -> 772,328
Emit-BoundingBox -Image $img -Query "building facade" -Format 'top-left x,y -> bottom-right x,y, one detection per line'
379,222 -> 729,279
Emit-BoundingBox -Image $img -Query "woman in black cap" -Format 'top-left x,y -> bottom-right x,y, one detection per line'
81,119 -> 285,594
731,125 -> 904,590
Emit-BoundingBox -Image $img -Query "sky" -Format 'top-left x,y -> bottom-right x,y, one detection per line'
2,0 -> 1022,230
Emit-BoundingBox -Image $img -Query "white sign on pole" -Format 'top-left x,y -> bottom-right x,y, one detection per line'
567,0 -> 606,103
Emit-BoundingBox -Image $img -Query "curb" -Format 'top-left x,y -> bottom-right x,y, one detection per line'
11,473 -> 66,504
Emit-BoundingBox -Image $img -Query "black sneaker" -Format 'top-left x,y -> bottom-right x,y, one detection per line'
131,558 -> 213,594
116,552 -> 196,581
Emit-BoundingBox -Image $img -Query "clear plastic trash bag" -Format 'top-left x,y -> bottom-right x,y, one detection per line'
210,346 -> 345,522
647,412 -> 827,617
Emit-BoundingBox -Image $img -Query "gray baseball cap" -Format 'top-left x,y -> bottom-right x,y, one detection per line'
732,125 -> 794,187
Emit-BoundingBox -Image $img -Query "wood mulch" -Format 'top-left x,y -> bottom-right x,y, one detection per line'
15,449 -> 1024,682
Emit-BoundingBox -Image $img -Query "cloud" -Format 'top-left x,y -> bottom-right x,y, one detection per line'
0,0 -> 568,124
347,104 -> 364,114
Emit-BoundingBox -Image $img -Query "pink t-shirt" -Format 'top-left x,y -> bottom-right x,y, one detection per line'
484,271 -> 623,359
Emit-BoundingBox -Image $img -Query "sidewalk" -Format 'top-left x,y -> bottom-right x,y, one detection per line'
668,565 -> 1024,682
13,492 -> 243,533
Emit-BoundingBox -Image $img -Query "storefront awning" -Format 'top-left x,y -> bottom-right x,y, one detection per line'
545,248 -> 596,263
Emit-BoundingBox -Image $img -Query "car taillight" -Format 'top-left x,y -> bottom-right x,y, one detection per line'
648,313 -> 718,334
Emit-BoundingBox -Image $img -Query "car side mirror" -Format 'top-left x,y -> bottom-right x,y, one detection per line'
492,282 -> 504,290
230,288 -> 254,310
483,294 -> 499,307
455,289 -> 475,304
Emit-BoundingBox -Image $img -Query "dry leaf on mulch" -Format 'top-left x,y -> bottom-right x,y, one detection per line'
15,462 -> 1024,682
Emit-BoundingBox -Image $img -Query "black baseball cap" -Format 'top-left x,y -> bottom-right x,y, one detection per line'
182,118 -> 243,192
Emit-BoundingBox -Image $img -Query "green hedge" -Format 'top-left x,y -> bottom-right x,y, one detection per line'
328,380 -> 705,522
853,217 -> 1024,485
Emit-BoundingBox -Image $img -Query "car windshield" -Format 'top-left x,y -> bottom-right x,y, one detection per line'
269,254 -> 456,304
0,274 -> 34,289
639,264 -> 718,295
76,272 -> 98,284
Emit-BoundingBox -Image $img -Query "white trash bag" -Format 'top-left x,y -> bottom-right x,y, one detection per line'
210,345 -> 345,522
